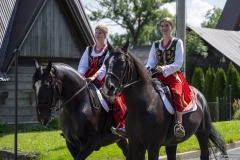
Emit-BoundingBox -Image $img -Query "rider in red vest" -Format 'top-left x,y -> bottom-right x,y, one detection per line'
145,17 -> 191,140
77,24 -> 127,137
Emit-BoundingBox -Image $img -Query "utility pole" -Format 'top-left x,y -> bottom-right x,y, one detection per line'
229,85 -> 232,120
176,0 -> 186,76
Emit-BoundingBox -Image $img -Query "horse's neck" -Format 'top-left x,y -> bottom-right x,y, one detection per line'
60,70 -> 87,101
123,65 -> 157,108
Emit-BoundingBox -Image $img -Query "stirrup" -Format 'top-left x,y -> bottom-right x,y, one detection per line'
111,124 -> 127,138
174,123 -> 185,141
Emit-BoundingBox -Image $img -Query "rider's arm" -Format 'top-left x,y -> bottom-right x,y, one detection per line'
145,44 -> 158,70
78,47 -> 89,76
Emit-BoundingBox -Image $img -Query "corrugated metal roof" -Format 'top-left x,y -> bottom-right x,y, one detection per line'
72,0 -> 95,44
0,0 -> 18,81
189,25 -> 240,67
0,0 -> 95,81
216,0 -> 240,31
130,45 -> 151,65
2,0 -> 46,73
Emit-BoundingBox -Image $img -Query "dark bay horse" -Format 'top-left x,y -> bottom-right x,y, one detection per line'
32,60 -> 128,160
102,40 -> 228,160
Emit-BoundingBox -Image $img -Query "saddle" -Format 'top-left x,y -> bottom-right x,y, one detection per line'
151,78 -> 173,106
87,83 -> 114,136
151,78 -> 197,115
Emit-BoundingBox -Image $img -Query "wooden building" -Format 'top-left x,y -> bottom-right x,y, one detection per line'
0,0 -> 95,124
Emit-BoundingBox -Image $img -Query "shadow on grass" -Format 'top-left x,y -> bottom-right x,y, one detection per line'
50,146 -> 67,152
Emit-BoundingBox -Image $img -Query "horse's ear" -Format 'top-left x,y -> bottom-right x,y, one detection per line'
46,61 -> 52,73
122,38 -> 129,53
107,39 -> 113,52
33,59 -> 39,69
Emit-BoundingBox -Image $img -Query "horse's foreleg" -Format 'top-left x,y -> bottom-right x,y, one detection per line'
116,138 -> 129,157
127,141 -> 145,160
165,145 -> 177,160
66,140 -> 79,158
74,137 -> 100,160
147,145 -> 161,160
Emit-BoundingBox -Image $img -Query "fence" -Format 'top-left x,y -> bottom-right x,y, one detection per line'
208,97 -> 232,122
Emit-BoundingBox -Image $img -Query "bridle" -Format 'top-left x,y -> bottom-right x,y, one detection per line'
106,52 -> 140,92
36,75 -> 57,108
35,72 -> 88,112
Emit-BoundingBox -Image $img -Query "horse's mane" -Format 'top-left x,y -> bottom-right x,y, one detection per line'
52,63 -> 84,80
127,51 -> 152,85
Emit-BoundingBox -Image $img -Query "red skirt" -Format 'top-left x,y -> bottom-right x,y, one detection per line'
155,72 -> 191,112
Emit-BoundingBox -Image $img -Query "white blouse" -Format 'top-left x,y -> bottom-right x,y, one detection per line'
145,38 -> 184,77
78,45 -> 109,80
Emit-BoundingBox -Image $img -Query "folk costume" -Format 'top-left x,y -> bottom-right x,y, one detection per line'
78,44 -> 108,87
78,44 -> 127,128
146,37 -> 191,134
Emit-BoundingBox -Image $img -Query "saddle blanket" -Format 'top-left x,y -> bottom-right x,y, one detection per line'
92,85 -> 110,112
93,84 -> 198,115
160,86 -> 198,115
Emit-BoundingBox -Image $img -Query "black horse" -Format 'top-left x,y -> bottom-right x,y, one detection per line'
102,40 -> 228,160
32,60 -> 128,160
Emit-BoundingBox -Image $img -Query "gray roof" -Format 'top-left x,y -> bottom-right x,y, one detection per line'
189,25 -> 240,67
0,0 -> 18,81
216,0 -> 240,31
130,45 -> 151,65
0,0 -> 94,81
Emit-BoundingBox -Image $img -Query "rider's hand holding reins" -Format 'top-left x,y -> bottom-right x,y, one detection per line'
86,72 -> 98,83
156,66 -> 163,73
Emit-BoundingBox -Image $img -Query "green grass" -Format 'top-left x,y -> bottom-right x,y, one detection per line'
0,120 -> 240,160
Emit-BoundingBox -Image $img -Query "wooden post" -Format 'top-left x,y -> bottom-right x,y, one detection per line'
216,97 -> 219,121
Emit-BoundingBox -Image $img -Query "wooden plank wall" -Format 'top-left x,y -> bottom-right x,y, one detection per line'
20,0 -> 83,58
0,60 -> 79,124
0,62 -> 37,124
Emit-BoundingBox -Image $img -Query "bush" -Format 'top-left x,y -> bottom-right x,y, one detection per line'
191,67 -> 205,92
233,109 -> 240,120
203,67 -> 215,102
0,121 -> 14,134
48,115 -> 60,130
0,116 -> 60,134
232,99 -> 240,112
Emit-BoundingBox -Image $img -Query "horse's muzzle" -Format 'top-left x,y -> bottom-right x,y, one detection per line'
101,85 -> 118,103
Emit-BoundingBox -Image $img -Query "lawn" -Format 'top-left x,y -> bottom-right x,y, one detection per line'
0,120 -> 239,160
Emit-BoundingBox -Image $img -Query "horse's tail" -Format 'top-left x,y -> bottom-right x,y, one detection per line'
209,124 -> 228,157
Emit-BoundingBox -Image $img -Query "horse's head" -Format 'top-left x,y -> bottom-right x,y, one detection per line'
32,60 -> 61,127
102,39 -> 132,102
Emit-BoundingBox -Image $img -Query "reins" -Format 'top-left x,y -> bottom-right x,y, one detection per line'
106,57 -> 159,90
56,82 -> 88,111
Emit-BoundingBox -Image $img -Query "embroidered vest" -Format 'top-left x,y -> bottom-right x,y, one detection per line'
154,38 -> 179,66
87,46 -> 108,71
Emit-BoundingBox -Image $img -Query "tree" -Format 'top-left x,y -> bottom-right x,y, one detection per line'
191,67 -> 205,92
213,68 -> 227,98
88,0 -> 175,46
225,62 -> 240,118
213,68 -> 227,121
185,31 -> 208,81
203,67 -> 215,102
201,7 -> 222,28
